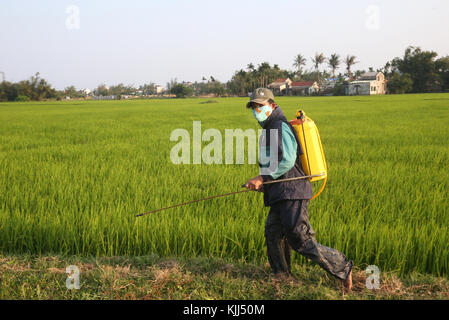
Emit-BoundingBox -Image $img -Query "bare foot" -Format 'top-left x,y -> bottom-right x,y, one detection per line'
343,270 -> 353,293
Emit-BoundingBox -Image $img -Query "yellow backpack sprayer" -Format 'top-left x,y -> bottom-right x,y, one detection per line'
289,110 -> 327,200
137,109 -> 327,217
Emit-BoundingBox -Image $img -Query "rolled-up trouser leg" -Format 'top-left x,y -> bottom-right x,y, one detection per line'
265,208 -> 292,275
271,199 -> 353,281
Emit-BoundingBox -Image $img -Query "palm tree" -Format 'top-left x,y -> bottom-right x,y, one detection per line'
235,69 -> 248,96
311,53 -> 326,82
328,54 -> 341,78
293,54 -> 307,78
345,55 -> 358,80
257,62 -> 271,87
383,61 -> 391,78
247,63 -> 255,90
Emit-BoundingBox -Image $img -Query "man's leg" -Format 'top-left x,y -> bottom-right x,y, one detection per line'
274,199 -> 353,281
282,236 -> 292,273
265,207 -> 291,275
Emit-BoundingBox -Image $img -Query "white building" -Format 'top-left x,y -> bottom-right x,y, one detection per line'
155,85 -> 163,94
268,78 -> 292,96
347,72 -> 387,95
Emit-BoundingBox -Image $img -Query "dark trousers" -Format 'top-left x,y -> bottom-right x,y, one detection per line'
265,199 -> 353,281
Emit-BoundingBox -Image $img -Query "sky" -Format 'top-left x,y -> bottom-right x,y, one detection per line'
1,0 -> 449,90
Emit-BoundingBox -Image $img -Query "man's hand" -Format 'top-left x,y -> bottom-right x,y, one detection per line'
244,175 -> 264,191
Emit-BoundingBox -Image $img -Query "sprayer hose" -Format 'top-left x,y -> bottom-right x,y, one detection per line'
311,176 -> 327,200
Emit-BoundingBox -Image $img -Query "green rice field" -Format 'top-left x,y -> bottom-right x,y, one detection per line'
0,94 -> 448,276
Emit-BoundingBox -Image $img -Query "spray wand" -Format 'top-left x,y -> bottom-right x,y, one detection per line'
136,173 -> 324,217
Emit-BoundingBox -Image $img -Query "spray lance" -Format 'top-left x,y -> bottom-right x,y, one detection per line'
136,110 -> 328,218
135,174 -> 325,217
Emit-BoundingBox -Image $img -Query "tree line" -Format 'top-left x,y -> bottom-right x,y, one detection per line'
226,47 -> 449,96
155,46 -> 449,97
0,73 -> 57,102
1,46 -> 448,102
387,47 -> 449,94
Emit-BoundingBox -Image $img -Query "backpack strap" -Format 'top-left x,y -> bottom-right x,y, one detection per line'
282,120 -> 306,175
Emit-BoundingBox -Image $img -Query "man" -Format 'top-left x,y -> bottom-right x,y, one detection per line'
244,88 -> 353,292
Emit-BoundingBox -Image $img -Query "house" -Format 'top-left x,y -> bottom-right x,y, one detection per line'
290,81 -> 319,96
324,78 -> 339,90
347,72 -> 386,95
155,85 -> 163,94
268,78 -> 292,95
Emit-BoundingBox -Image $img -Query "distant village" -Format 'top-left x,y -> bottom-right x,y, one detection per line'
1,46 -> 447,102
77,71 -> 387,101
68,72 -> 385,102
267,72 -> 387,96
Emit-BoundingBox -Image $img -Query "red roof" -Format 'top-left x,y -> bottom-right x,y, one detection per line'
273,78 -> 288,83
290,81 -> 315,87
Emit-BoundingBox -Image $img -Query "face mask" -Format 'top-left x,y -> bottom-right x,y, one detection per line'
252,105 -> 273,123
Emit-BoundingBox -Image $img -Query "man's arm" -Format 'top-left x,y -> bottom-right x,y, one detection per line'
261,122 -> 297,181
271,122 -> 298,179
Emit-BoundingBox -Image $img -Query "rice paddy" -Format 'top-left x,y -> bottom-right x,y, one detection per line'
0,94 -> 448,276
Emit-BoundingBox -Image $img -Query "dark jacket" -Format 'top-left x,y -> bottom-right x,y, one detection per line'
259,106 -> 313,206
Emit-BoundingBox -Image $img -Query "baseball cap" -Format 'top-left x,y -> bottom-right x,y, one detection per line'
246,88 -> 275,108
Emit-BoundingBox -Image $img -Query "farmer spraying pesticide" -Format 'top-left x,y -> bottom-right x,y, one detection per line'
244,88 -> 353,291
137,87 -> 353,291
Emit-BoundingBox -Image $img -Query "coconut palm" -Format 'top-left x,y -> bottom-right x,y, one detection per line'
312,53 -> 325,71
311,53 -> 326,82
235,69 -> 249,96
328,54 -> 341,78
293,54 -> 307,78
345,55 -> 359,80
247,63 -> 256,90
257,62 -> 271,87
